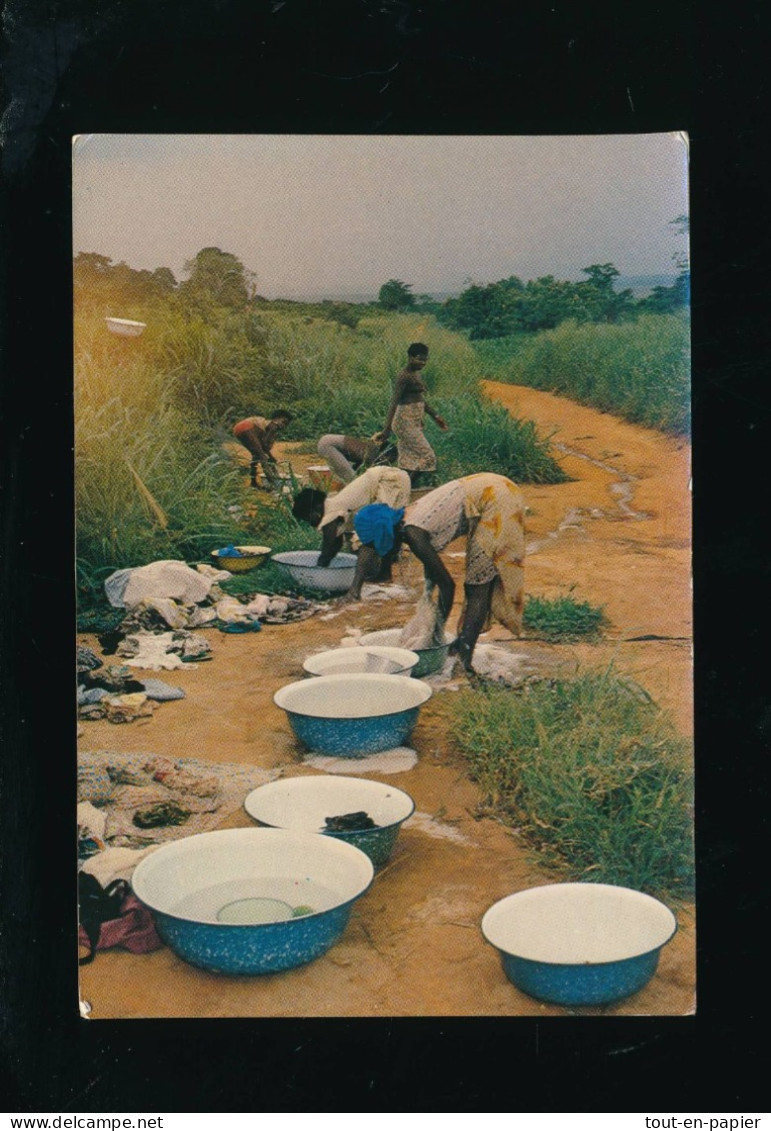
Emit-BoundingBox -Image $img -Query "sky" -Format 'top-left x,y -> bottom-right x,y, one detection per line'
72,133 -> 689,299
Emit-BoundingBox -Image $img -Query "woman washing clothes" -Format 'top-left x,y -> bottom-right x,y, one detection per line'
401,472 -> 526,672
373,343 -> 448,487
316,433 -> 396,485
232,409 -> 293,488
292,465 -> 412,603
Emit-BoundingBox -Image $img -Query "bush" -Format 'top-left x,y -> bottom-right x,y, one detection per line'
523,593 -> 606,640
451,667 -> 694,899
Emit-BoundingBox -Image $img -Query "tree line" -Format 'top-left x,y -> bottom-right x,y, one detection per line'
75,218 -> 689,339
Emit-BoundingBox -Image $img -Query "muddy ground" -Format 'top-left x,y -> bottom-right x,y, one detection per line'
77,381 -> 693,1018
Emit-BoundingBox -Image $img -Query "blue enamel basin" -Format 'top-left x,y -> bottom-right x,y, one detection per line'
244,775 -> 416,867
481,882 -> 677,1007
130,827 -> 374,975
274,673 -> 432,757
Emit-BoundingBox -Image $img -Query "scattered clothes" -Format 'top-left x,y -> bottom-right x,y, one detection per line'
77,686 -> 111,706
259,596 -> 318,624
116,630 -> 211,670
117,600 -> 219,633
103,693 -> 156,725
77,802 -> 108,859
120,596 -> 192,631
77,645 -> 103,674
324,811 -> 378,831
139,678 -> 185,702
133,800 -> 192,828
79,751 -> 279,847
150,762 -> 218,796
219,620 -> 262,634
82,665 -> 145,693
242,594 -> 271,617
215,596 -> 259,624
105,560 -> 214,609
77,763 -> 115,805
97,629 -> 124,656
195,563 -> 232,582
78,873 -> 163,963
80,844 -> 159,887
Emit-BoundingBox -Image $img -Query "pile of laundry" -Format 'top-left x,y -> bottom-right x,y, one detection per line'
76,750 -> 279,962
78,751 -> 280,851
77,644 -> 189,722
102,558 -> 319,639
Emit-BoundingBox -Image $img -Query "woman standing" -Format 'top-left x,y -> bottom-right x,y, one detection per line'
401,472 -> 526,672
374,343 -> 448,486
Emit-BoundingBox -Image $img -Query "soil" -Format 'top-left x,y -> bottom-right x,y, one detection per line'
77,382 -> 694,1018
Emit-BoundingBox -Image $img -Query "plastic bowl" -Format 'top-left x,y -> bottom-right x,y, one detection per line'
244,775 -> 415,867
481,883 -> 677,1006
357,628 -> 454,678
131,827 -> 374,975
302,646 -> 419,678
274,672 -> 432,757
272,550 -> 358,592
211,545 -> 272,572
105,317 -> 147,337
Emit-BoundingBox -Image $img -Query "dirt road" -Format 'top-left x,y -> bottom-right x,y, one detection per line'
77,383 -> 693,1018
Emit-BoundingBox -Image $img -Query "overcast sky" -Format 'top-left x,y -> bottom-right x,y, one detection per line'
72,133 -> 689,298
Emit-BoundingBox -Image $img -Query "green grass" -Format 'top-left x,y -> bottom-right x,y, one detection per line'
75,298 -> 574,618
472,313 -> 690,435
450,667 -> 694,899
523,593 -> 606,640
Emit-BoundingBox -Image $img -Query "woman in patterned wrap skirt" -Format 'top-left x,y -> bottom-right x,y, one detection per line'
402,472 -> 526,671
374,343 -> 448,486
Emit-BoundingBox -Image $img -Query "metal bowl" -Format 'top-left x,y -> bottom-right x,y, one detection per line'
357,628 -> 454,677
130,827 -> 374,975
302,646 -> 419,678
481,883 -> 677,1006
271,550 -> 358,592
211,545 -> 272,573
274,672 -> 432,757
244,775 -> 415,867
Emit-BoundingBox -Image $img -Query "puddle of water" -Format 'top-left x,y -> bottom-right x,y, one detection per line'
407,811 -> 473,845
304,747 -> 418,775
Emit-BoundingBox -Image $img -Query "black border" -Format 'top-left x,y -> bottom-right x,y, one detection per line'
2,0 -> 767,1112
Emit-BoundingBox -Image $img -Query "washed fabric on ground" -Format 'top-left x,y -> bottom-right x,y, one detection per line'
78,751 -> 279,848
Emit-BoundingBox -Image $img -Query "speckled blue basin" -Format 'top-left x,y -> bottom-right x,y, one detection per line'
274,673 -> 432,757
481,883 -> 677,1006
244,775 -> 415,868
130,828 -> 374,975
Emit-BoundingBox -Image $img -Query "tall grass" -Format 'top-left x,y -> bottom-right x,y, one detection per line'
451,667 -> 694,899
473,313 -> 690,435
432,395 -> 568,485
75,302 -> 566,608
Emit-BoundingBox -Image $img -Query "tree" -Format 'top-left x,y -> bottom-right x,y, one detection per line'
179,247 -> 252,309
576,263 -> 634,323
378,279 -> 415,311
